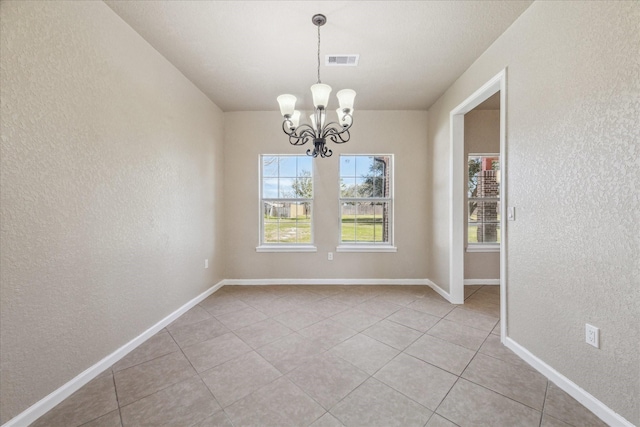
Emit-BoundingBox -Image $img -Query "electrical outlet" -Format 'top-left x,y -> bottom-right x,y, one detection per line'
205,259 -> 209,269
585,324 -> 599,348
328,252 -> 333,261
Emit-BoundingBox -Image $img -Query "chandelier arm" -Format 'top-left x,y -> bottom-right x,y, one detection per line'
286,126 -> 317,146
282,119 -> 295,135
328,130 -> 351,145
291,135 -> 311,146
321,119 -> 353,144
321,121 -> 351,136
282,121 -> 315,138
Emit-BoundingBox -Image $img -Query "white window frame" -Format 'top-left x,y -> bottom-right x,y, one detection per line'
257,154 -> 316,253
337,154 -> 397,253
467,152 -> 500,253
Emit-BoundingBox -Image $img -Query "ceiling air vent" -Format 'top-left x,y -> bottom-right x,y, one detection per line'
326,54 -> 359,66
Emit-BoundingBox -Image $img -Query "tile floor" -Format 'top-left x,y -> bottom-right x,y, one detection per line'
30,285 -> 608,427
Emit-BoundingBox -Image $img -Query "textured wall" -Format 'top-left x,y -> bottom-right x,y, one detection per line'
464,110 -> 500,280
223,111 -> 429,280
427,1 -> 639,423
0,1 -> 225,422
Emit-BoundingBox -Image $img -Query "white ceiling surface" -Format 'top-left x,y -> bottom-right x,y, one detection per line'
105,1 -> 533,112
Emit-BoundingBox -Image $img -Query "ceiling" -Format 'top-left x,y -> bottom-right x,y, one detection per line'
105,1 -> 533,112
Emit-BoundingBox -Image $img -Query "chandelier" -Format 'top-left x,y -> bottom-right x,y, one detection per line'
276,14 -> 356,158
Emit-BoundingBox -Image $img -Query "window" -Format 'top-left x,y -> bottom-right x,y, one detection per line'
258,155 -> 315,252
338,155 -> 395,252
468,154 -> 500,250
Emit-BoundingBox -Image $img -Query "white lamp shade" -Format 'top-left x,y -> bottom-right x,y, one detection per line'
289,110 -> 301,128
277,94 -> 297,117
336,89 -> 356,110
310,83 -> 332,108
336,108 -> 353,126
310,111 -> 325,129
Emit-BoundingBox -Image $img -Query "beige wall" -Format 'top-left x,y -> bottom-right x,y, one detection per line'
223,111 -> 429,280
0,1 -> 225,422
464,110 -> 500,280
427,1 -> 639,423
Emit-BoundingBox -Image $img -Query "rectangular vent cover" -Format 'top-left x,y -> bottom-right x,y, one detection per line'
326,55 -> 359,66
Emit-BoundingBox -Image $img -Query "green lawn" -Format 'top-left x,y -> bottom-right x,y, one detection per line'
263,214 -> 387,243
264,217 -> 311,243
341,215 -> 385,243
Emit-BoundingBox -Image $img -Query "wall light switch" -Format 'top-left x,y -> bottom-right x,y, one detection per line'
205,259 -> 209,269
507,206 -> 516,221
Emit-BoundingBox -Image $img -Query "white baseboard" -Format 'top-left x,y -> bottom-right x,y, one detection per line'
504,337 -> 634,427
221,278 -> 454,303
464,279 -> 500,286
221,278 -> 431,286
3,281 -> 225,427
423,279 -> 453,303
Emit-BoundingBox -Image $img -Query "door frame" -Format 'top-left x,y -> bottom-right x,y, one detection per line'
449,68 -> 507,340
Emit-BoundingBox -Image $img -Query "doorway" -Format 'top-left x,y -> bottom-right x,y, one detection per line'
449,69 -> 507,340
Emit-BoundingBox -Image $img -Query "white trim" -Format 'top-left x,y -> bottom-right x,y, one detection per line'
221,278 -> 454,303
256,245 -> 317,253
424,279 -> 453,302
464,279 -> 500,286
336,245 -> 397,253
449,69 -> 507,329
3,281 -> 225,427
222,278 -> 429,286
466,244 -> 499,253
505,337 -> 634,427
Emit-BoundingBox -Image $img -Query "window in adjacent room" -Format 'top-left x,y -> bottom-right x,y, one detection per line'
467,154 -> 500,250
258,155 -> 315,252
338,155 -> 396,252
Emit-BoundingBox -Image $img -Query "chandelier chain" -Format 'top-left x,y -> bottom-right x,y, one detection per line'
317,23 -> 321,84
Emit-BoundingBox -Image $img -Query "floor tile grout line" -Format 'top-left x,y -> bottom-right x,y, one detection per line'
110,371 -> 125,427
112,333 -> 184,375
456,329 -> 549,414
457,374 -> 546,414
538,380 -> 550,427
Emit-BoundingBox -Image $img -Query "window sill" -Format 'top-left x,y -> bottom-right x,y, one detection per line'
256,245 -> 317,253
336,245 -> 397,253
466,244 -> 500,253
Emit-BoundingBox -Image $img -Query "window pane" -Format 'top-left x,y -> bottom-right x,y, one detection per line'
291,171 -> 312,198
479,223 -> 500,243
340,178 -> 357,197
263,178 -> 278,198
468,201 -> 478,223
263,156 -> 279,177
340,202 -> 357,242
278,156 -> 296,178
278,177 -> 293,198
340,156 -> 356,177
356,177 -> 369,197
477,201 -> 499,223
341,201 -> 389,243
263,201 -> 312,244
297,156 -> 312,177
356,156 -> 374,176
